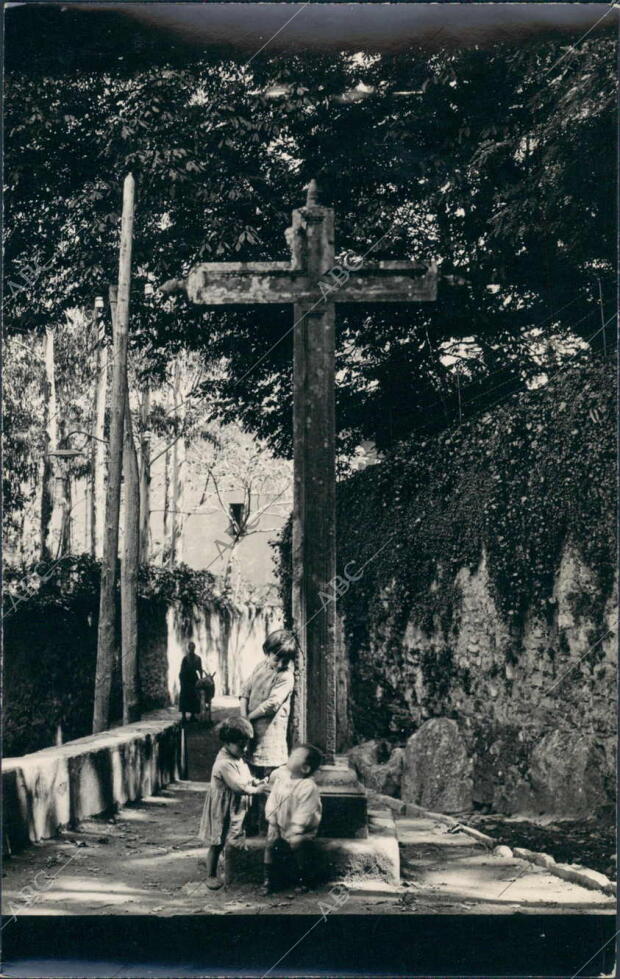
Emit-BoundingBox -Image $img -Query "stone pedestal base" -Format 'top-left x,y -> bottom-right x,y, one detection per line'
315,755 -> 368,839
225,799 -> 399,886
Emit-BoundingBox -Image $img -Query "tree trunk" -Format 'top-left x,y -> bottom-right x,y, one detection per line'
168,359 -> 181,567
52,418 -> 73,560
170,356 -> 189,566
162,445 -> 170,566
169,437 -> 178,567
93,173 -> 134,735
39,454 -> 54,563
91,309 -> 108,559
58,463 -> 72,557
40,327 -> 58,562
175,436 -> 187,565
121,378 -> 140,724
84,478 -> 91,553
138,386 -> 150,564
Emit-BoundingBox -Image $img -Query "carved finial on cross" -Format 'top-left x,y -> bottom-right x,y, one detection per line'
305,178 -> 320,207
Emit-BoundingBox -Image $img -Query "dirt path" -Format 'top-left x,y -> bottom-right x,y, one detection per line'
3,790 -> 614,918
184,697 -> 237,780
2,699 -> 614,919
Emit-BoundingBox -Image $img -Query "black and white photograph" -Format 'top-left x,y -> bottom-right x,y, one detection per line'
2,2 -> 618,976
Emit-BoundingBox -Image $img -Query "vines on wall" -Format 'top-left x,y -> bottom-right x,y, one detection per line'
3,556 -> 228,755
276,358 -> 616,740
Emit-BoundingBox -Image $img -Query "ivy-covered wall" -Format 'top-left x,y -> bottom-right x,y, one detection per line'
3,558 -> 277,756
277,359 -> 617,815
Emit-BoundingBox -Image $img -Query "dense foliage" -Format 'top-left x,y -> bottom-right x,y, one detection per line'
3,555 -> 227,755
5,8 -> 616,458
276,357 -> 617,739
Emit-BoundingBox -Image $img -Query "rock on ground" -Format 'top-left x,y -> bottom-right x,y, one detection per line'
525,730 -> 610,818
401,717 -> 473,812
347,740 -> 404,797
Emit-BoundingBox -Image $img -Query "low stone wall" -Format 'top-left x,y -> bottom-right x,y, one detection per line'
2,710 -> 184,851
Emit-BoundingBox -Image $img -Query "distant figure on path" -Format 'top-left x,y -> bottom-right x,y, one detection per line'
239,629 -> 297,777
179,640 -> 204,723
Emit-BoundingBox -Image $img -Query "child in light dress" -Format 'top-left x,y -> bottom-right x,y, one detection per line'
262,743 -> 323,894
199,716 -> 268,889
240,629 -> 297,776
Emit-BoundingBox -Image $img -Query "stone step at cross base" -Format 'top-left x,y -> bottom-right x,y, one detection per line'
225,802 -> 399,887
314,754 -> 369,839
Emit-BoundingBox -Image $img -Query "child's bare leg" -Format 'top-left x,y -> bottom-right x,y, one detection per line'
261,833 -> 279,894
205,844 -> 224,888
288,834 -> 313,891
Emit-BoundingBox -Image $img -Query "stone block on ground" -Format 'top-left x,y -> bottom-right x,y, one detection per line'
551,862 -> 614,893
369,792 -> 406,815
402,717 -> 473,813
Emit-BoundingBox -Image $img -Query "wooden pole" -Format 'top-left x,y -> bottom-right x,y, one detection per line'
92,302 -> 109,558
122,376 -> 140,724
93,173 -> 134,734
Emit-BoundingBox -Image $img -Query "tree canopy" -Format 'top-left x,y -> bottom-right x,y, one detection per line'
5,14 -> 616,458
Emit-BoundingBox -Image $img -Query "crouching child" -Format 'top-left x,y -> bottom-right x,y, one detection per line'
262,744 -> 323,895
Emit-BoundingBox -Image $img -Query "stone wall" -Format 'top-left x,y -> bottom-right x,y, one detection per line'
4,585 -> 283,756
3,710 -> 184,850
325,362 -> 617,820
349,545 -> 617,819
163,602 -> 284,706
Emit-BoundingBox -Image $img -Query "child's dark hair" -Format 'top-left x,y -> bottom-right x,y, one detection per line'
263,629 -> 297,666
297,743 -> 323,775
218,716 -> 254,746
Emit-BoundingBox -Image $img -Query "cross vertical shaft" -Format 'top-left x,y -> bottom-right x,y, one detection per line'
290,182 -> 337,762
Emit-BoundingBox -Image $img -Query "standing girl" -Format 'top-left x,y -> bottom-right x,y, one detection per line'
239,629 -> 297,777
199,716 -> 268,889
239,630 -> 297,834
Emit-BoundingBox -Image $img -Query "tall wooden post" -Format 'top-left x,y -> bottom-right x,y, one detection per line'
93,173 -> 134,734
291,180 -> 337,762
92,301 -> 108,558
122,376 -> 140,724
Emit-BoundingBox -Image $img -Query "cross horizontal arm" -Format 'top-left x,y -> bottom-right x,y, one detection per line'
185,262 -> 306,305
325,262 -> 438,303
179,259 -> 438,306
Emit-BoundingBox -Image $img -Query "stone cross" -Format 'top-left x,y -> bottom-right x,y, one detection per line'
167,180 -> 437,763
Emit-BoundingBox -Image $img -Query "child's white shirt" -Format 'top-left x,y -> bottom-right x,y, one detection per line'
265,765 -> 322,840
